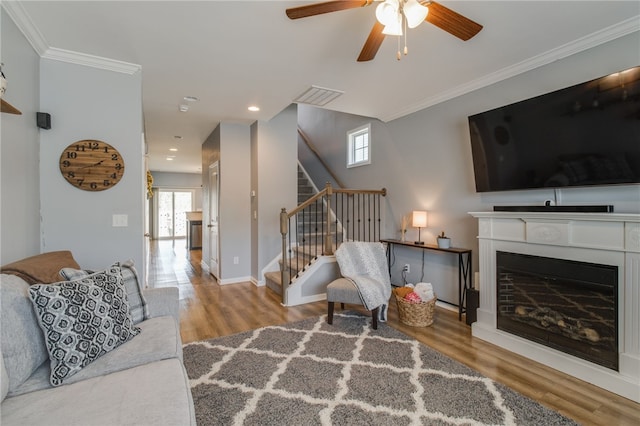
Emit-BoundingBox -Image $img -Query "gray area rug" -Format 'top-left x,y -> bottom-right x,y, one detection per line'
183,313 -> 578,425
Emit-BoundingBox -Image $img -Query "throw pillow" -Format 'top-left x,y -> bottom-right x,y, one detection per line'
60,260 -> 148,324
28,267 -> 140,386
0,274 -> 50,394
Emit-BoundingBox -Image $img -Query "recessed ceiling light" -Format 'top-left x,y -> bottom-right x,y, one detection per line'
248,105 -> 260,112
169,148 -> 178,152
179,104 -> 189,112
166,157 -> 174,161
184,96 -> 199,102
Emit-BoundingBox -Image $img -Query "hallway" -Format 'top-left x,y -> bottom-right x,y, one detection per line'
147,240 -> 326,344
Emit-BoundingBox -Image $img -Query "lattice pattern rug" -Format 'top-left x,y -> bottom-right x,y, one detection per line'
183,313 -> 577,425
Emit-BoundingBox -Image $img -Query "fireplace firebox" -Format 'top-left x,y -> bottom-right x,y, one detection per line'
496,251 -> 618,370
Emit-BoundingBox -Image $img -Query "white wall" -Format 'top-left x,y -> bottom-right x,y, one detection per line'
0,11 -> 41,264
39,59 -> 144,276
299,33 -> 640,304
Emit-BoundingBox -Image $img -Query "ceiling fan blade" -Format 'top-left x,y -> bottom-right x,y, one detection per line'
357,21 -> 385,62
286,1 -> 373,20
424,1 -> 483,41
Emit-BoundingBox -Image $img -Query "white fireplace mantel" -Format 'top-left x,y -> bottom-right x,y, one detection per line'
469,211 -> 640,402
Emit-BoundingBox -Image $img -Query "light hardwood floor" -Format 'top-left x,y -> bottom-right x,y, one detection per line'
148,240 -> 640,426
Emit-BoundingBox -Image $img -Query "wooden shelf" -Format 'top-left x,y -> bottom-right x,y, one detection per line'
1,98 -> 22,115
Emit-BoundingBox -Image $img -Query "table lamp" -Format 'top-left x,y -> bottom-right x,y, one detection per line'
412,210 -> 427,245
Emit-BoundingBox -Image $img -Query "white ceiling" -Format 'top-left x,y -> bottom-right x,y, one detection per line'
6,1 -> 640,173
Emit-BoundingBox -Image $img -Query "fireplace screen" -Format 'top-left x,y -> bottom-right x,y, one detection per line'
496,251 -> 618,370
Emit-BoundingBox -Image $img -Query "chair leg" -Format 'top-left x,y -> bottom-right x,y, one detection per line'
328,301 -> 334,325
371,307 -> 378,330
340,302 -> 345,310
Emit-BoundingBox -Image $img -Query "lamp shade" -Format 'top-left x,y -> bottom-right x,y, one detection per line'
376,0 -> 399,26
382,18 -> 403,36
412,210 -> 428,228
404,0 -> 429,29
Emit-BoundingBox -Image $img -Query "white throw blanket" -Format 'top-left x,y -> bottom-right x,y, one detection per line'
334,242 -> 391,322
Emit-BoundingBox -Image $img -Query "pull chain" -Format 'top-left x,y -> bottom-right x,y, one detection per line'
404,14 -> 408,56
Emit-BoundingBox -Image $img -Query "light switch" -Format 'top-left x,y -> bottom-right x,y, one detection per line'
112,214 -> 128,227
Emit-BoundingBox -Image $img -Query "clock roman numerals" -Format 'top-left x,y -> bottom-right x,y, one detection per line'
59,140 -> 125,191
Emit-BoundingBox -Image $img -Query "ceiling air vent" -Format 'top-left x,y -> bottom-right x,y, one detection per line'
294,85 -> 344,106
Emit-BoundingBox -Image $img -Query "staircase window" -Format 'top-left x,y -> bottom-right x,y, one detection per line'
347,124 -> 371,168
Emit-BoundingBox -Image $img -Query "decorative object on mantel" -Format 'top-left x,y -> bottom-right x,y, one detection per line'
146,170 -> 154,198
437,230 -> 451,248
400,213 -> 408,242
0,63 -> 7,98
412,210 -> 427,245
0,63 -> 22,115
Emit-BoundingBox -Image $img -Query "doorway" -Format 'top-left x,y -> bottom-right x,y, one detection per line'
155,189 -> 194,239
209,162 -> 219,278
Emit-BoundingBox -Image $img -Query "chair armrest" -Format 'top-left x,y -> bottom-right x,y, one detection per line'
143,287 -> 180,323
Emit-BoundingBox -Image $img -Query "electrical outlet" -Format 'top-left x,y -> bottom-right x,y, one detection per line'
403,264 -> 410,273
233,256 -> 239,265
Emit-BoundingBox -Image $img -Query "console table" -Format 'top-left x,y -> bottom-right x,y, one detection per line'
380,239 -> 472,321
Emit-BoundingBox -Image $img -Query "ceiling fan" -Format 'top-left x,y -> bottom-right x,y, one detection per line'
286,0 -> 483,62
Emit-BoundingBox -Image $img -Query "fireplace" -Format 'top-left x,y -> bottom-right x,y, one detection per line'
496,251 -> 618,370
469,211 -> 640,402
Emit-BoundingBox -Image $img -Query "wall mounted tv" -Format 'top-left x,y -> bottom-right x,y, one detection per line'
468,66 -> 640,192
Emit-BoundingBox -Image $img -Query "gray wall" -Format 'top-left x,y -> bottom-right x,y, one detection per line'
219,123 -> 251,282
299,33 -> 640,304
201,124 -> 220,275
201,123 -> 252,283
251,104 -> 298,283
150,171 -> 203,208
0,11 -> 41,264
39,58 -> 144,275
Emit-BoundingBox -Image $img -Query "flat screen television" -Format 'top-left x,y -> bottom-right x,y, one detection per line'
468,66 -> 640,192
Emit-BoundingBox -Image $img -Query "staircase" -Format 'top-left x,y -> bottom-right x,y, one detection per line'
265,166 -> 322,296
263,165 -> 386,306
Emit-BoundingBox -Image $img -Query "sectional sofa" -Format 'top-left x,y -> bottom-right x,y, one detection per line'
0,251 -> 195,425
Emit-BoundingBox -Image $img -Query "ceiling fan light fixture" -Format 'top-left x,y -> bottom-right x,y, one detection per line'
403,0 -> 428,28
375,0 -> 399,26
382,20 -> 403,36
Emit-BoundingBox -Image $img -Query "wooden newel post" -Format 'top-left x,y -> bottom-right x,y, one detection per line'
280,208 -> 290,305
324,182 -> 334,255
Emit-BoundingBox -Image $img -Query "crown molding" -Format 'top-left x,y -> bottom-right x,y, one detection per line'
42,48 -> 141,75
1,0 -> 48,55
382,15 -> 640,122
3,1 -> 141,75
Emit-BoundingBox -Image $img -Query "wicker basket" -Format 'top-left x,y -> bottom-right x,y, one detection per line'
395,293 -> 436,327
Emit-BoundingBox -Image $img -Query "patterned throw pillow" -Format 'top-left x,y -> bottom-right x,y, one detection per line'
60,260 -> 148,324
28,266 -> 141,386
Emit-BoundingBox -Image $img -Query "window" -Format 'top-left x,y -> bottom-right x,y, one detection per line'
347,124 -> 371,168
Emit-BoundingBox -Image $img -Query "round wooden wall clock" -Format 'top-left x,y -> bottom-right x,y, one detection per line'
59,140 -> 125,191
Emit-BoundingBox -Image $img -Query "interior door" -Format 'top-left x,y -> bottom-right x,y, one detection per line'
156,190 -> 193,239
208,162 -> 219,278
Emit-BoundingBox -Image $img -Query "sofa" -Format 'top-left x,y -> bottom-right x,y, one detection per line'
0,251 -> 196,425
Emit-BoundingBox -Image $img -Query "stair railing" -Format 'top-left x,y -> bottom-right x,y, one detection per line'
279,182 -> 386,304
